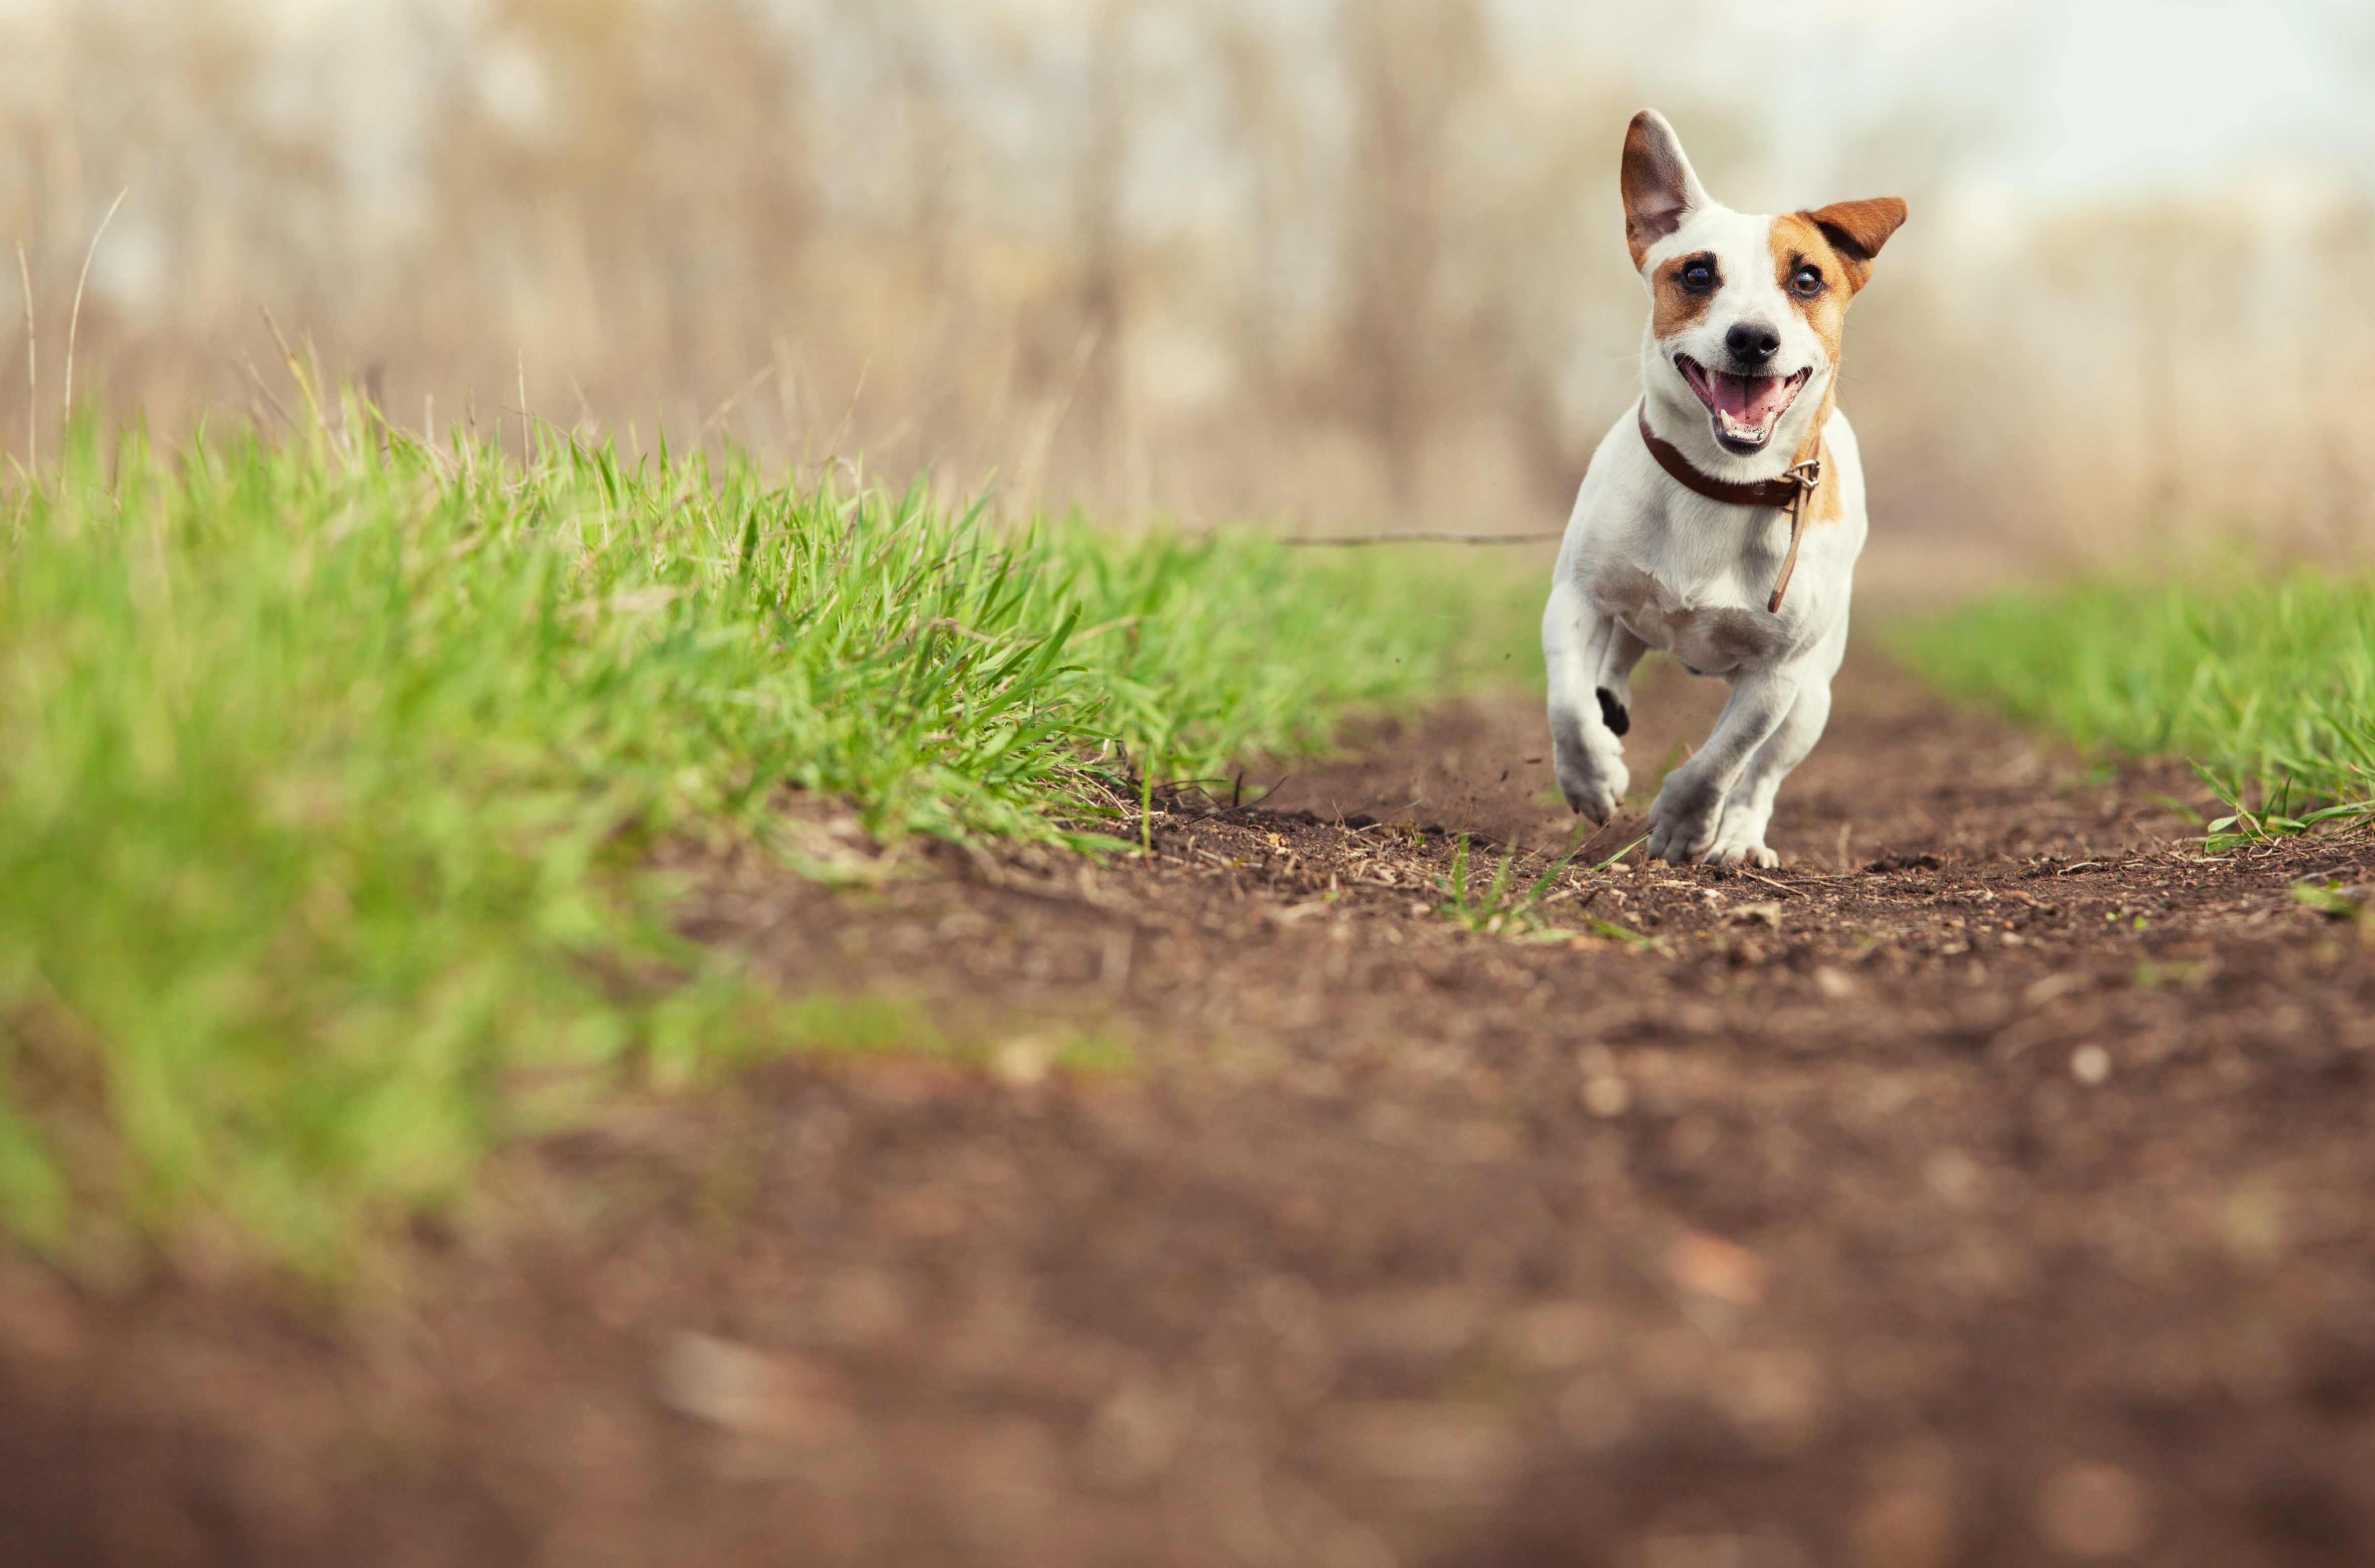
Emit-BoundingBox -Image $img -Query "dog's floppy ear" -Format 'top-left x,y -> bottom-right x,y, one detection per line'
1803,198 -> 1908,289
1621,110 -> 1710,269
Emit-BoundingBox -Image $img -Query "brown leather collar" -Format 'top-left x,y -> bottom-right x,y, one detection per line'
1636,402 -> 1825,613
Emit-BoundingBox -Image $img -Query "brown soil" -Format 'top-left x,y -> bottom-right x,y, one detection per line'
5,654 -> 2373,1568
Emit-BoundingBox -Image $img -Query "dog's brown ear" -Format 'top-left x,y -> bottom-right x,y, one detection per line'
1804,198 -> 1908,288
1621,110 -> 1709,269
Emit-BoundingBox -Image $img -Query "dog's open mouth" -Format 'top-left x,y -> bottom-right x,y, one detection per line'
1676,357 -> 1812,454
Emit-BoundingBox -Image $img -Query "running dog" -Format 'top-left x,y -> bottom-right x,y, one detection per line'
1543,109 -> 1905,866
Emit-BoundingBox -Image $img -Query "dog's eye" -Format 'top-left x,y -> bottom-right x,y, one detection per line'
1679,259 -> 1717,292
1790,264 -> 1824,297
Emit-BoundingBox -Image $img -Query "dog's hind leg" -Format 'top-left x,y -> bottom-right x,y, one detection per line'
1706,664 -> 1837,868
1543,579 -> 1642,823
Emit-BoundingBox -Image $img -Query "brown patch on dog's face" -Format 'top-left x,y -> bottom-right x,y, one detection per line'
1768,215 -> 1854,363
1652,252 -> 1720,339
1764,199 -> 1903,483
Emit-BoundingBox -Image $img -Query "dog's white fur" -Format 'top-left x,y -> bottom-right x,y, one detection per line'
1543,111 -> 1904,866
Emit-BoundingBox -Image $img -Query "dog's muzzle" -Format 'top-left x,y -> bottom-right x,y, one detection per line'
1676,355 -> 1812,454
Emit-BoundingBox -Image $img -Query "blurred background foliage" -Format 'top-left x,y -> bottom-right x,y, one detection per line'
3,0 -> 2373,593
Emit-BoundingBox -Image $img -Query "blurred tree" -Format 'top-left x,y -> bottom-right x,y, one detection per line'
424,0 -> 811,422
1335,0 -> 1486,505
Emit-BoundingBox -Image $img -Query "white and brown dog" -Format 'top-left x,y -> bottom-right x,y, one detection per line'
1544,110 -> 1905,866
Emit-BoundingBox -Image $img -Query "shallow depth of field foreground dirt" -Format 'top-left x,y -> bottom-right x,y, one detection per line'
5,654 -> 2373,1568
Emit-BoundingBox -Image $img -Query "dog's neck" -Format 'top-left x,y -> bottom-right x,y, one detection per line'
1638,336 -> 1835,486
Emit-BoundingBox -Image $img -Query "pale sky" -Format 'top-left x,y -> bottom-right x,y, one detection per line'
1559,0 -> 2375,204
10,0 -> 2371,211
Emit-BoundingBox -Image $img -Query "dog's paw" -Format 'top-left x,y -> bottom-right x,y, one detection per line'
1704,800 -> 1778,868
1552,734 -> 1629,824
1647,775 -> 1723,864
1705,837 -> 1779,869
1563,771 -> 1627,825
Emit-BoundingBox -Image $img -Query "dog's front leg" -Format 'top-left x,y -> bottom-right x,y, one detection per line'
1542,577 -> 1639,823
1707,648 -> 1841,867
1646,668 -> 1800,863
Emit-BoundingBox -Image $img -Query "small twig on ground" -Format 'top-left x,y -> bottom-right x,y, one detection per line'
1737,869 -> 1803,899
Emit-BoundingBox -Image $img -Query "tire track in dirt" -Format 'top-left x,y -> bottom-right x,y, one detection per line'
3,654 -> 2372,1567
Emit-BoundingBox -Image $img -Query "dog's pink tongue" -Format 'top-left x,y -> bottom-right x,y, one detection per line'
1712,371 -> 1787,429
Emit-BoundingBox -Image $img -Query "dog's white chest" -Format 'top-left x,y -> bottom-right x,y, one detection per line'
1590,563 -> 1783,676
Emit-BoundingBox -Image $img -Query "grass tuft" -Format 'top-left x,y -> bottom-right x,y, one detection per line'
1435,830 -> 1642,941
0,407 -> 1523,1268
1897,573 -> 2375,844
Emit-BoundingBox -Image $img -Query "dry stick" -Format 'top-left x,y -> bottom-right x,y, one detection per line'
237,351 -> 296,432
769,331 -> 803,452
258,308 -> 322,431
1276,529 -> 1566,546
820,354 -> 872,479
17,242 -> 34,465
1737,868 -> 1803,899
1007,322 -> 1100,522
696,363 -> 777,444
62,188 -> 128,427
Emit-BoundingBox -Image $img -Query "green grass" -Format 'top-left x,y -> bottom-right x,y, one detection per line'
1434,830 -> 1645,941
0,402 -> 1529,1269
1898,573 -> 2375,840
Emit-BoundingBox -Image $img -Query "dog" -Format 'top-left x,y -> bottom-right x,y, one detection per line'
1543,109 -> 1905,867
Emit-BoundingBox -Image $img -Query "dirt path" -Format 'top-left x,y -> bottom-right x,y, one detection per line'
5,655 -> 2373,1568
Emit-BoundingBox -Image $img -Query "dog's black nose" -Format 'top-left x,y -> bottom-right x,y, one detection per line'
1725,321 -> 1782,364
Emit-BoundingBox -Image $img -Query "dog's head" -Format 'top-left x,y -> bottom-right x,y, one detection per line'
1623,109 -> 1905,464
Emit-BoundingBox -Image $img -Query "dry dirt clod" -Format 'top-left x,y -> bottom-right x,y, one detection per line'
1502,1302 -> 1607,1370
1581,1074 -> 1631,1118
1813,964 -> 1860,999
1083,1377 -> 1191,1490
992,1035 -> 1056,1086
1318,1403 -> 1523,1498
2033,1462 -> 2153,1558
656,1332 -> 855,1445
1855,1444 -> 1961,1568
1855,1492 -> 1957,1568
1665,1231 -> 1767,1308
